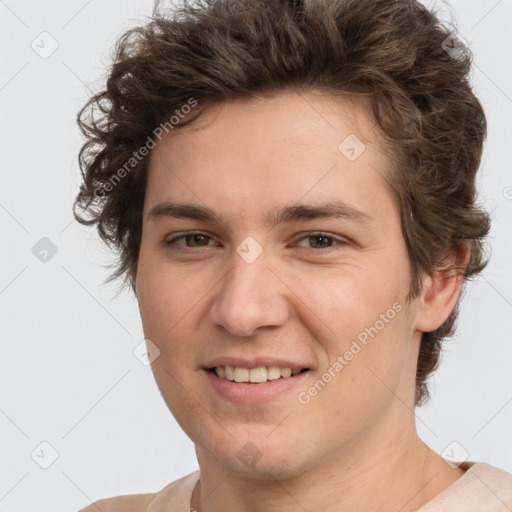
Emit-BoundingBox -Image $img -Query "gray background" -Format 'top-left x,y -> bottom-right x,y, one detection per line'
1,0 -> 511,510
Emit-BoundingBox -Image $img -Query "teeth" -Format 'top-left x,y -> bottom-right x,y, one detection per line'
280,367 -> 292,378
267,366 -> 281,380
225,366 -> 234,381
233,367 -> 249,382
249,367 -> 267,383
214,365 -> 305,383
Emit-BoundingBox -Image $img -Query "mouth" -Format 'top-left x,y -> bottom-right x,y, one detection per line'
204,365 -> 311,404
207,365 -> 310,383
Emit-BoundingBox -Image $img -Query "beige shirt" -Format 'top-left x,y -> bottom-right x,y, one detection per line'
79,462 -> 512,511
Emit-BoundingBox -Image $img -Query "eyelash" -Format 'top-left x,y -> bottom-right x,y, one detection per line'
164,231 -> 348,252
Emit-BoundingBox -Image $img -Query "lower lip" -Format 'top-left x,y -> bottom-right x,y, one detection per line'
203,369 -> 310,404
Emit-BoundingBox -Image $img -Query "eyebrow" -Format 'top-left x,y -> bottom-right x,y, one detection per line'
146,200 -> 374,229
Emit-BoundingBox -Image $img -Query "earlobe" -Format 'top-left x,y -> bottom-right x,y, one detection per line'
414,242 -> 471,333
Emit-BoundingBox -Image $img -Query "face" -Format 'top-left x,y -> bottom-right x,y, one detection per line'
136,90 -> 424,479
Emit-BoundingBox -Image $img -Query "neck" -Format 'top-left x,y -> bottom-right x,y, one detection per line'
191,419 -> 465,512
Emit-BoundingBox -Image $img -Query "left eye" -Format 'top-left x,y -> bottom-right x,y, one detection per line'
295,233 -> 346,250
165,232 -> 347,250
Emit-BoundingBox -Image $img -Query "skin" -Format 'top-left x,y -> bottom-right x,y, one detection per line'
134,89 -> 469,512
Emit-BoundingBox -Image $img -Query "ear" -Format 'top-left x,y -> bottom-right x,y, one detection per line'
414,242 -> 471,333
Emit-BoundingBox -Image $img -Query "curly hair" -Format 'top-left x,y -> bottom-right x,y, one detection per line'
73,0 -> 491,406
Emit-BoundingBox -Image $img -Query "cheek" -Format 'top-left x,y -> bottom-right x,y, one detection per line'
303,263 -> 405,344
136,255 -> 218,382
136,252 -> 190,343
301,261 -> 412,395
297,291 -> 410,437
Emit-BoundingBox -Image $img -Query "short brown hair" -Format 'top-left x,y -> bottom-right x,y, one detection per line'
73,0 -> 491,405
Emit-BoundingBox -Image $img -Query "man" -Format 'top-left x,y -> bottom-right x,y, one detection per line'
75,0 -> 512,510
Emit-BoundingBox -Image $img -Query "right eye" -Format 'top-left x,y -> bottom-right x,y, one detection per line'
164,232 -> 217,249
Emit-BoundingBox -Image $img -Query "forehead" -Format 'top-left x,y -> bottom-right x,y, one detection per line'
163,89 -> 379,150
144,90 -> 397,229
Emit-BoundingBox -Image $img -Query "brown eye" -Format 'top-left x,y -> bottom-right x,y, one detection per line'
295,232 -> 348,250
165,232 -> 214,248
308,234 -> 335,249
184,234 -> 210,247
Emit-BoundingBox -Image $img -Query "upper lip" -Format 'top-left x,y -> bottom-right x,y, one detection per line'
203,356 -> 311,370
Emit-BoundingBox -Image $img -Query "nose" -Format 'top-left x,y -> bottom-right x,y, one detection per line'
209,244 -> 291,337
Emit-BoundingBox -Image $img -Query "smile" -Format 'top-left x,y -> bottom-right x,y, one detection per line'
211,365 -> 309,383
204,366 -> 311,404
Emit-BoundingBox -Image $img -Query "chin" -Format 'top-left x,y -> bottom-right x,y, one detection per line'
199,433 -> 320,481
217,453 -> 306,480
